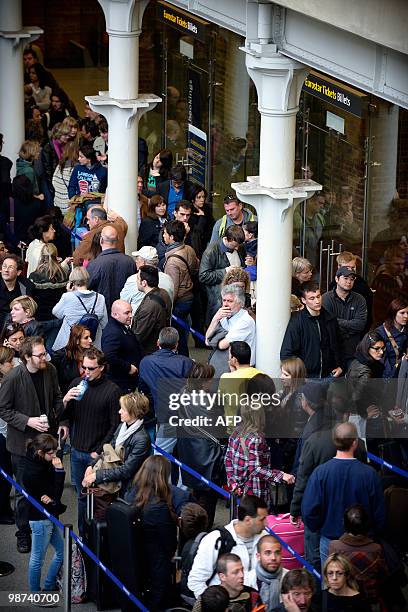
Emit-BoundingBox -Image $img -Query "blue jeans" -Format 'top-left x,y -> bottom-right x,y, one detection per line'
172,299 -> 193,357
155,424 -> 178,484
71,448 -> 92,536
29,520 -> 64,592
304,525 -> 321,575
319,535 -> 331,570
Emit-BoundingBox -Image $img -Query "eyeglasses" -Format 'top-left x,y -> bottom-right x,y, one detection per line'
32,352 -> 47,359
2,265 -> 17,271
370,345 -> 385,352
82,365 -> 100,371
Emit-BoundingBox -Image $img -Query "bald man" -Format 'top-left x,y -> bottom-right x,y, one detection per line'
302,421 -> 385,569
101,299 -> 143,391
87,225 -> 136,312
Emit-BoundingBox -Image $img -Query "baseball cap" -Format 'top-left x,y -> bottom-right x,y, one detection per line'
336,266 -> 356,278
131,246 -> 159,263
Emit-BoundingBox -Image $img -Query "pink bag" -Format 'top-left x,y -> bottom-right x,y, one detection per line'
266,513 -> 305,570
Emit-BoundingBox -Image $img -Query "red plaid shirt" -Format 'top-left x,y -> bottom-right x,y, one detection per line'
225,430 -> 283,504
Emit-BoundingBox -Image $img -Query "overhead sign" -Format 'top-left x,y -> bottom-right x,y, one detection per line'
302,72 -> 364,117
157,1 -> 208,42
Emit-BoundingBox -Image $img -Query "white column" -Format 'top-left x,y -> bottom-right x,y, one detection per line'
0,0 -> 42,168
232,44 -> 322,376
87,0 -> 161,254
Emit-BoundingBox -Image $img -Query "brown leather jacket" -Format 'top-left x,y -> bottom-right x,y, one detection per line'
164,244 -> 199,303
72,216 -> 128,265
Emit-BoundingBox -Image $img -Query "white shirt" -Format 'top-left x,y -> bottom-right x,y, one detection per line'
26,239 -> 45,276
120,271 -> 174,314
220,308 -> 256,365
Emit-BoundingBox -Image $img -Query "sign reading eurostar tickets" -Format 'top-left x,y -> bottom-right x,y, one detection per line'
302,71 -> 364,117
157,1 -> 208,43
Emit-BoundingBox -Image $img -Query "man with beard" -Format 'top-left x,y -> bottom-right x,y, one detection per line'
248,535 -> 288,611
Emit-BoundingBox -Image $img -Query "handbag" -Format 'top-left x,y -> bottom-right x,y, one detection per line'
90,443 -> 124,494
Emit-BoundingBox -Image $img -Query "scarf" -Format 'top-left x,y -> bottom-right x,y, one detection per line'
255,563 -> 283,610
115,419 -> 143,449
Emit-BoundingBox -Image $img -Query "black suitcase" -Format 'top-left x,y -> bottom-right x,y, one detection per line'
106,498 -> 144,612
83,492 -> 117,610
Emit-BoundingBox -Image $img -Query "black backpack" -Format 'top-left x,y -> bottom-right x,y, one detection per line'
180,527 -> 236,600
76,293 -> 99,340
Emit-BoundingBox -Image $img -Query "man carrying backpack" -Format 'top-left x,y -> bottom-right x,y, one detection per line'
187,495 -> 268,598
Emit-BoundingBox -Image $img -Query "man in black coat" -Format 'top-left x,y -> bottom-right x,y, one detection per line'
101,299 -> 143,392
280,281 -> 343,378
87,225 -> 136,313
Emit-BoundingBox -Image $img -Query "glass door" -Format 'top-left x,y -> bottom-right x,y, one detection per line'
295,95 -> 369,290
162,28 -> 210,189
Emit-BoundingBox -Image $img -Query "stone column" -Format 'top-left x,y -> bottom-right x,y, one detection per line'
232,45 -> 321,377
87,0 -> 160,254
0,0 -> 42,169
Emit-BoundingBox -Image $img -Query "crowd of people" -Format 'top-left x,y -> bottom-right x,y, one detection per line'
0,45 -> 407,612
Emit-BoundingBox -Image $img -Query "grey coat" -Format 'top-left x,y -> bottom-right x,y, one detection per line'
52,289 -> 108,350
0,363 -> 63,456
198,241 -> 246,322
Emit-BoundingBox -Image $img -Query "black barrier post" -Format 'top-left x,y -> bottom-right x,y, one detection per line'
63,524 -> 72,612
229,492 -> 238,521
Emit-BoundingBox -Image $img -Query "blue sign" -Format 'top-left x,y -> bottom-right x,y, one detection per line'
187,124 -> 207,187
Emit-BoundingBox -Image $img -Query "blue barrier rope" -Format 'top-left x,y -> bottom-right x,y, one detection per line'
171,313 -> 206,343
152,443 -> 229,498
265,526 -> 321,580
0,467 -> 148,612
367,451 -> 408,479
152,444 -> 320,579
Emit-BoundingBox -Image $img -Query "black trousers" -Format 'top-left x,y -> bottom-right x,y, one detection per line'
11,453 -> 30,537
0,433 -> 12,514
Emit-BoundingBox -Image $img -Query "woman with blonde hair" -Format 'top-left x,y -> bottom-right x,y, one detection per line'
29,243 -> 70,321
225,373 -> 295,507
9,295 -> 43,337
82,392 -> 151,495
52,139 -> 79,214
323,553 -> 370,611
42,121 -> 73,202
52,266 -> 108,350
16,139 -> 43,199
292,256 -> 313,296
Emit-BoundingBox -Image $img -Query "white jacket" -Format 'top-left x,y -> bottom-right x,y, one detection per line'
187,520 -> 264,598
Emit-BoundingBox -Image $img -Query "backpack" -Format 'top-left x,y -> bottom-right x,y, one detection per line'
180,526 -> 236,600
76,293 -> 99,340
56,540 -> 87,603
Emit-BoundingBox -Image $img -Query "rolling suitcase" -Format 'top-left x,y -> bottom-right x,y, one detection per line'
106,498 -> 144,612
84,492 -> 117,610
266,513 -> 305,570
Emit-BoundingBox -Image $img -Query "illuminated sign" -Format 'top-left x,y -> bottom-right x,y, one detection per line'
157,1 -> 207,42
302,72 -> 364,117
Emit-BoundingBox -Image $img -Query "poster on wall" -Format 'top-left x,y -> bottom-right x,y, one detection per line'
187,124 -> 207,187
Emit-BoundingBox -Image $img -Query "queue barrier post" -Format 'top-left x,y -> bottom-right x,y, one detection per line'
0,468 -> 148,612
63,524 -> 72,612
